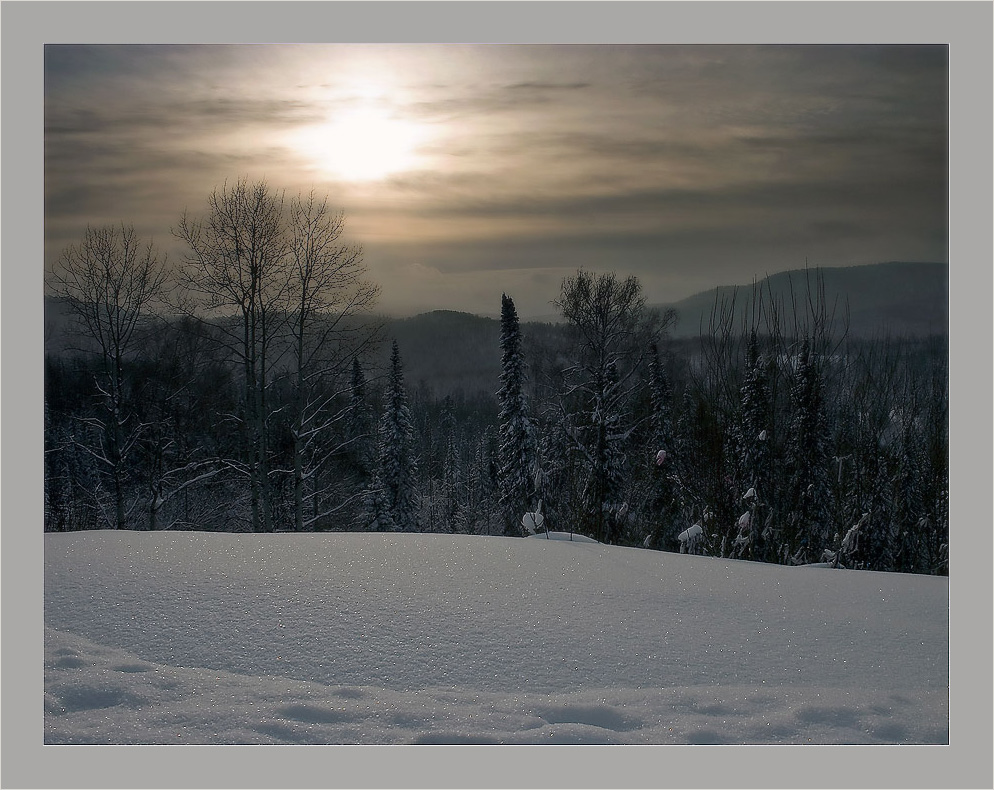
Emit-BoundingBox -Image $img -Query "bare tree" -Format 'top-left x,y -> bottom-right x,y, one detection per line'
134,319 -> 232,531
283,191 -> 382,531
175,181 -> 380,532
49,223 -> 167,529
554,270 -> 670,543
175,179 -> 291,532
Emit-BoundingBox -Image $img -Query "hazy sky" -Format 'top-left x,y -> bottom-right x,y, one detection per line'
44,44 -> 948,318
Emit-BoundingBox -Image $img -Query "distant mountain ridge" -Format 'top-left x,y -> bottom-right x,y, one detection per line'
46,261 -> 948,400
382,310 -> 502,398
381,261 -> 947,397
658,261 -> 948,338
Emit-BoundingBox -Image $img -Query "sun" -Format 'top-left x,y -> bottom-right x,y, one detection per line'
291,106 -> 427,182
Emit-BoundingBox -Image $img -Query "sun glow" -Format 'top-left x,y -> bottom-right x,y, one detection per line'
292,105 -> 427,182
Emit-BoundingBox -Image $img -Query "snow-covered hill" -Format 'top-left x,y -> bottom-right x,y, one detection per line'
44,530 -> 947,747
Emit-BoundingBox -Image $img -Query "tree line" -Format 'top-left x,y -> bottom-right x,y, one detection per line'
45,178 -> 948,575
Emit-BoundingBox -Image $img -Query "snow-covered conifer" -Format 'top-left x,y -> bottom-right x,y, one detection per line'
888,428 -> 921,573
496,293 -> 539,536
368,341 -> 419,532
468,426 -> 500,535
733,330 -> 772,560
647,343 -> 674,451
440,407 -> 467,533
360,471 -> 396,532
580,360 -> 629,543
784,335 -> 832,561
643,343 -> 681,549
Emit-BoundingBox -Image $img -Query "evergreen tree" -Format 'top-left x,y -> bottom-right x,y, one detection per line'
467,426 -> 501,535
647,344 -> 674,452
784,336 -> 832,562
888,411 -> 922,573
440,408 -> 467,533
671,384 -> 733,556
643,343 -> 680,549
361,471 -> 396,532
535,417 -> 574,538
580,359 -> 629,543
851,462 -> 896,570
733,330 -> 773,560
496,293 -> 539,536
668,388 -> 700,546
368,341 -> 419,532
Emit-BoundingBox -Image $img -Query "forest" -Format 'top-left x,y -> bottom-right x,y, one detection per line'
44,180 -> 949,575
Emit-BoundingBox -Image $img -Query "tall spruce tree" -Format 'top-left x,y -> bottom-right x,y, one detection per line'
366,341 -> 419,532
733,330 -> 773,560
784,335 -> 831,562
888,412 -> 922,573
582,359 -> 628,543
478,426 -> 501,535
440,407 -> 467,533
644,343 -> 680,549
361,470 -> 396,532
496,293 -> 539,536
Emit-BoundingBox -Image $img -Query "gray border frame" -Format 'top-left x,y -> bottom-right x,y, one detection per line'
4,2 -> 991,788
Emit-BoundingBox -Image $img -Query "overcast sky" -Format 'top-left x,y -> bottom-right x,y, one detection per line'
44,44 -> 948,318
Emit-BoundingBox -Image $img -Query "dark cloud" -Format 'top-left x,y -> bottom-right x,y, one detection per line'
46,98 -> 321,141
390,171 -> 945,230
504,81 -> 592,91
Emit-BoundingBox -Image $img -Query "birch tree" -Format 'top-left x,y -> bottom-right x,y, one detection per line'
554,270 -> 667,543
175,178 -> 291,532
284,191 -> 380,531
50,223 -> 167,529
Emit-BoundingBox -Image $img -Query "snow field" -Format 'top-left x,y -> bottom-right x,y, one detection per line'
44,530 -> 948,744
44,627 -> 945,745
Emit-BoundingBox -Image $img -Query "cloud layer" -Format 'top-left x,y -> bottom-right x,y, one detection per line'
45,44 -> 947,317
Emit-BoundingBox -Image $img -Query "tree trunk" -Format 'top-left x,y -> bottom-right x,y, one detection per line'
293,430 -> 304,532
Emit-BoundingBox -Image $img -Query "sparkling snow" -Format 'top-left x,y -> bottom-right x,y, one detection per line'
44,530 -> 948,745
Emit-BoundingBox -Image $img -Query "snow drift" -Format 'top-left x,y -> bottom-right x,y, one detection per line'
44,530 -> 948,744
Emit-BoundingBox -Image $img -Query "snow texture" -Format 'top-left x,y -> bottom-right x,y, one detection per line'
521,511 -> 544,533
45,531 -> 948,745
678,523 -> 703,542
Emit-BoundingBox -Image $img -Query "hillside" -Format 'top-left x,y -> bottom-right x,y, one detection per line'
660,261 -> 948,338
380,310 -> 502,399
376,262 -> 948,397
45,530 -> 948,748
